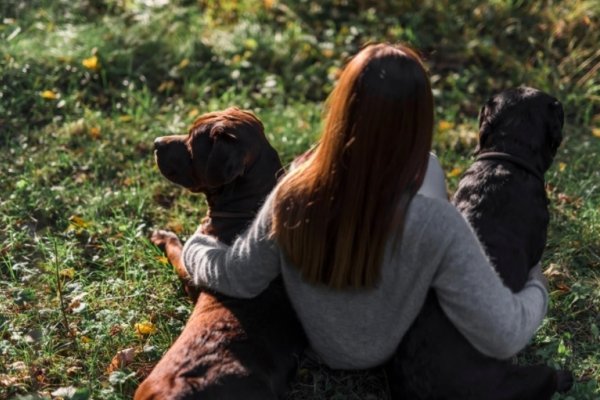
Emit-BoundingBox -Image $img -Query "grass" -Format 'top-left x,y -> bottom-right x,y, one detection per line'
1,0 -> 599,399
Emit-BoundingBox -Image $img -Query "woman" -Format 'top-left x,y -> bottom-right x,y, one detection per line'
182,43 -> 548,370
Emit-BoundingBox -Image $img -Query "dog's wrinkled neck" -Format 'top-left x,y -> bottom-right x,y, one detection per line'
201,147 -> 282,244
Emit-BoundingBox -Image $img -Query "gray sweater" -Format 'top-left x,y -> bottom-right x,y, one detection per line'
182,192 -> 548,370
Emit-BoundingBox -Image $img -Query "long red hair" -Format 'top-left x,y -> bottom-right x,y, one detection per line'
272,43 -> 434,289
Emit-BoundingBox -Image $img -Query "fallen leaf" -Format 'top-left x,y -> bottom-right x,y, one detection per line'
544,263 -> 570,280
167,221 -> 184,234
107,347 -> 137,373
40,90 -> 58,100
119,115 -> 133,123
135,321 -> 157,335
555,283 -> 571,293
67,215 -> 91,233
109,324 -> 123,336
158,80 -> 175,92
557,193 -> 583,208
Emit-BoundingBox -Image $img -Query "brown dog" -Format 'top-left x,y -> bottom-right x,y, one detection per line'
135,108 -> 306,400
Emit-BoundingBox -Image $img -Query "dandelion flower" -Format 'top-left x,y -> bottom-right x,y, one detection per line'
82,55 -> 100,71
40,90 -> 58,100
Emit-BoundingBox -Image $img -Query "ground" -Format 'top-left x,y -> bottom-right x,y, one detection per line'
0,1 -> 599,399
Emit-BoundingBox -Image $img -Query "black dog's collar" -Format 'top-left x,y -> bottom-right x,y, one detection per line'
476,152 -> 545,183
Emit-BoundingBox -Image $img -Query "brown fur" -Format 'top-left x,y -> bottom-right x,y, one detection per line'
135,108 -> 306,400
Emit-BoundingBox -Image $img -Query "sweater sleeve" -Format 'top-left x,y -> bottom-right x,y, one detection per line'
182,192 -> 280,298
431,201 -> 548,360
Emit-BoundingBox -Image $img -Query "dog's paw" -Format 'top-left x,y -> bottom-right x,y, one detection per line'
150,229 -> 181,251
555,369 -> 574,393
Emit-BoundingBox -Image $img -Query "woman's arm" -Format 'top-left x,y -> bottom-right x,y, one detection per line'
431,201 -> 548,359
182,192 -> 280,298
418,153 -> 448,199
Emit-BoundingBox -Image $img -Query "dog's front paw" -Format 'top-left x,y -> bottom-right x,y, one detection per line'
150,229 -> 182,251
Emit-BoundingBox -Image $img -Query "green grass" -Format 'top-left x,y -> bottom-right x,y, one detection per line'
1,0 -> 599,399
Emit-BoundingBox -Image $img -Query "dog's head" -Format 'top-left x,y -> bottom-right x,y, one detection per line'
476,87 -> 564,171
154,107 -> 279,194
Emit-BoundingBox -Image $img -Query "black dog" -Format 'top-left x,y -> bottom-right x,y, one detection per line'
386,87 -> 573,399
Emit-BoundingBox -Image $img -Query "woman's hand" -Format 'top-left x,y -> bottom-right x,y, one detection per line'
528,262 -> 549,291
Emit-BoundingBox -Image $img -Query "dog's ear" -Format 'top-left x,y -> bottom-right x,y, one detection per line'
547,100 -> 564,152
475,100 -> 494,154
206,133 -> 245,187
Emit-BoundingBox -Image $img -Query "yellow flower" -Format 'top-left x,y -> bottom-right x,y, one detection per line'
558,162 -> 567,172
40,90 -> 58,100
244,38 -> 258,51
82,55 -> 100,71
188,108 -> 199,119
67,215 -> 91,233
156,255 -> 169,265
135,321 -> 157,335
89,126 -> 101,139
59,268 -> 75,279
447,167 -> 463,178
592,128 -> 600,138
119,115 -> 133,122
178,58 -> 190,69
438,120 -> 455,132
80,336 -> 92,344
158,80 -> 175,93
321,48 -> 334,58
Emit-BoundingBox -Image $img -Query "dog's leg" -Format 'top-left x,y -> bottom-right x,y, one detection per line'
151,230 -> 200,301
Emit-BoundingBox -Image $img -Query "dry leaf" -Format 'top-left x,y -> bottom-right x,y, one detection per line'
167,221 -> 184,234
107,347 -> 137,373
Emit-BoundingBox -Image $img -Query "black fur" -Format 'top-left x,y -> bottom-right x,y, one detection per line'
386,87 -> 573,399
